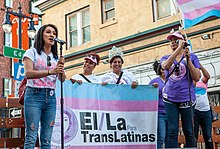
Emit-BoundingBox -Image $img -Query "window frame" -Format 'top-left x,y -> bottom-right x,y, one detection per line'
5,0 -> 13,8
3,78 -> 12,97
4,33 -> 12,47
152,0 -> 178,21
67,6 -> 90,48
101,0 -> 115,23
68,13 -> 78,47
82,10 -> 91,43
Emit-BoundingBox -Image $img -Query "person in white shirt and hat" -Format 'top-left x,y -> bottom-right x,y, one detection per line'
70,52 -> 100,84
101,46 -> 138,88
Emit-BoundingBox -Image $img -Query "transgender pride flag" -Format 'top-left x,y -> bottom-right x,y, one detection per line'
176,0 -> 220,29
52,81 -> 158,149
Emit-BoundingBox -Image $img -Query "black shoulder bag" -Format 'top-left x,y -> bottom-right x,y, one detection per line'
116,72 -> 123,84
79,74 -> 91,83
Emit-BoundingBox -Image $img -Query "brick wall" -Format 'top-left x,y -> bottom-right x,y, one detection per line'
0,0 -> 30,97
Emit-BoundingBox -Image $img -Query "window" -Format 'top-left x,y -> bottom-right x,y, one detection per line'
68,7 -> 90,47
15,81 -> 21,97
3,78 -> 12,97
153,0 -> 177,21
5,0 -> 13,8
102,0 -> 115,23
82,10 -> 90,43
4,33 -> 12,46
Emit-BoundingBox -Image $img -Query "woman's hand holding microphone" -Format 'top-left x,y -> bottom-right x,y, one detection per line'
48,56 -> 65,75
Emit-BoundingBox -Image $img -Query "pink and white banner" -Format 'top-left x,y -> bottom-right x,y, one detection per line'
176,0 -> 220,29
52,81 -> 158,149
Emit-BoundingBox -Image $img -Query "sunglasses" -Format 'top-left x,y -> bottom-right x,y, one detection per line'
47,56 -> 51,66
86,54 -> 96,60
175,64 -> 180,75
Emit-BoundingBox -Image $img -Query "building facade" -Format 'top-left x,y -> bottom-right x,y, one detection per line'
34,0 -> 220,102
0,0 -> 30,98
0,0 -> 42,98
0,0 -> 42,141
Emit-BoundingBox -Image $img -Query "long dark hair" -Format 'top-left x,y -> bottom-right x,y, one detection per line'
34,24 -> 58,59
153,60 -> 162,75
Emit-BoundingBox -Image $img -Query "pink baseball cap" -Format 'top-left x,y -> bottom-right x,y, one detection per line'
84,54 -> 97,64
167,32 -> 184,40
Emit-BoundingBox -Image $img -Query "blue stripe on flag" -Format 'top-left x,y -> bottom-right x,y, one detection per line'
184,9 -> 220,29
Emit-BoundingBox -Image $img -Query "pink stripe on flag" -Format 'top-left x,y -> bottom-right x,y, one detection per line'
52,145 -> 156,149
183,3 -> 220,19
56,98 -> 158,111
177,0 -> 192,5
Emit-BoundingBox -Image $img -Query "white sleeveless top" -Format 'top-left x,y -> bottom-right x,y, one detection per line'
195,78 -> 210,111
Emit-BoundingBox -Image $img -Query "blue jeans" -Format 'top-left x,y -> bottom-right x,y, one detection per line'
164,102 -> 196,148
157,113 -> 168,149
24,87 -> 56,149
194,109 -> 213,149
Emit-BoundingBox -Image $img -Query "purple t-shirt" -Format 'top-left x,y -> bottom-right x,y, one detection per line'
149,77 -> 165,114
160,53 -> 200,103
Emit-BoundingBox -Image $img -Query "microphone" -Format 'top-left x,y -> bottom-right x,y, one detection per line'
53,38 -> 66,44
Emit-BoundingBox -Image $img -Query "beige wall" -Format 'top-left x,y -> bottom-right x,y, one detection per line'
38,0 -> 220,79
41,0 -> 178,52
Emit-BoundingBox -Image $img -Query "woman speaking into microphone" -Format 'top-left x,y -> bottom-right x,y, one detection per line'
23,24 -> 66,148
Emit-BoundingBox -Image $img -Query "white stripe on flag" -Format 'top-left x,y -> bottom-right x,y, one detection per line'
179,0 -> 220,13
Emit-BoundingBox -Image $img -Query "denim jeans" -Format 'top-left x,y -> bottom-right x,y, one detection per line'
194,109 -> 214,149
164,102 -> 196,148
24,87 -> 56,149
157,113 -> 168,149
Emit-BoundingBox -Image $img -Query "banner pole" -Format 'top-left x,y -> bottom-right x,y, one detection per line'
171,0 -> 188,39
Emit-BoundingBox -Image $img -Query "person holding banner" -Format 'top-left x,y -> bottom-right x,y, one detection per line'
148,60 -> 167,149
101,46 -> 138,88
23,24 -> 66,148
70,52 -> 100,84
160,31 -> 201,148
194,63 -> 214,149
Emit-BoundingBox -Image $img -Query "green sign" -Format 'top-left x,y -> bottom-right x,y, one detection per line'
3,46 -> 26,59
